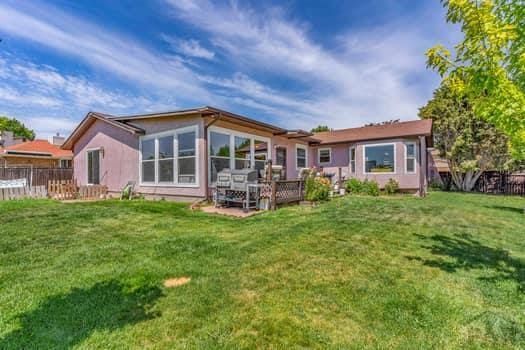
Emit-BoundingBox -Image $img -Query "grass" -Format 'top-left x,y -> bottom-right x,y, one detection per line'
0,192 -> 524,349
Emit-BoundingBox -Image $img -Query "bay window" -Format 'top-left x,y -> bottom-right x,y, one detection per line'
405,142 -> 417,174
208,127 -> 270,183
364,143 -> 395,174
140,126 -> 198,186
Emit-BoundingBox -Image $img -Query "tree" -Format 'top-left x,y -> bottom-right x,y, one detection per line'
310,125 -> 331,133
364,119 -> 400,127
0,116 -> 35,140
419,84 -> 510,191
426,0 -> 525,159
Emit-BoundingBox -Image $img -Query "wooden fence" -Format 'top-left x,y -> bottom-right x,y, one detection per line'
438,171 -> 525,196
48,179 -> 108,200
0,186 -> 47,200
475,171 -> 525,196
0,167 -> 73,186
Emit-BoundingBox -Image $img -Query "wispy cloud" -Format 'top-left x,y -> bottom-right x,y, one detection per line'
162,35 -> 215,60
0,0 -> 458,137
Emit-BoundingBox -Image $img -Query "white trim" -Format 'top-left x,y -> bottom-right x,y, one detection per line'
295,144 -> 308,170
363,142 -> 396,175
404,141 -> 417,174
138,124 -> 199,188
349,146 -> 356,174
86,148 -> 101,185
317,147 -> 331,165
207,125 -> 272,185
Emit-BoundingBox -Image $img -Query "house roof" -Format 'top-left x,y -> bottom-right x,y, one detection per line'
112,106 -> 288,135
62,112 -> 145,150
1,139 -> 73,158
312,119 -> 432,145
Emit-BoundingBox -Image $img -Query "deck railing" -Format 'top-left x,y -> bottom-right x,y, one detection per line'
260,179 -> 304,210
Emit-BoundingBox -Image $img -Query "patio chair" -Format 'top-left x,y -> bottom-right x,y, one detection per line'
120,181 -> 136,200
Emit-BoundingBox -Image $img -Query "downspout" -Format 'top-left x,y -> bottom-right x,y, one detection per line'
203,112 -> 222,200
419,136 -> 428,197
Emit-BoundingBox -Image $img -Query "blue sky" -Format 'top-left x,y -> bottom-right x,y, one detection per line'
0,0 -> 459,138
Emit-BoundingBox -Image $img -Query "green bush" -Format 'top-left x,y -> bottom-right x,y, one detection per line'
384,178 -> 399,195
345,178 -> 380,196
345,178 -> 363,194
362,179 -> 380,196
305,176 -> 331,202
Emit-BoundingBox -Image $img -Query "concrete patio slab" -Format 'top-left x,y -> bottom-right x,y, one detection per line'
200,206 -> 262,218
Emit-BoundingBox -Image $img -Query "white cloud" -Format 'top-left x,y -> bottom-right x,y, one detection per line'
165,0 -> 457,128
0,1 -> 212,100
162,35 -> 215,59
0,0 -> 459,135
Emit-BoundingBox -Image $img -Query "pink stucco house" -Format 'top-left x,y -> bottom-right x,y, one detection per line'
62,106 -> 432,200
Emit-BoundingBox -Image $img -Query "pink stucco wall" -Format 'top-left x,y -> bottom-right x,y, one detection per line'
271,135 -> 309,179
310,138 -> 421,189
74,119 -> 139,192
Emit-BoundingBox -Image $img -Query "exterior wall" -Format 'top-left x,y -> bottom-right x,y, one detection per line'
74,116 -> 207,199
310,138 -> 421,189
131,116 -> 206,198
73,119 -> 140,193
271,135 -> 309,179
1,156 -> 60,167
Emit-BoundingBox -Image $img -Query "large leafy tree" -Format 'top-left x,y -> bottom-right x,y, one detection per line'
426,0 -> 525,159
0,116 -> 35,140
420,84 -> 510,191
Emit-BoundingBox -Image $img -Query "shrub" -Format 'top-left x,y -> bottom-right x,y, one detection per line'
384,178 -> 399,195
361,179 -> 380,196
305,176 -> 331,202
345,178 -> 363,194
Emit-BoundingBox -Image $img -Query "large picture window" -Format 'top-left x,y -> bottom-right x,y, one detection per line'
208,127 -> 270,183
364,144 -> 395,173
140,126 -> 198,186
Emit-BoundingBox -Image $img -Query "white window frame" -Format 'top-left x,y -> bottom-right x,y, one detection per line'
86,147 -> 101,185
349,146 -> 356,174
295,144 -> 308,170
363,142 -> 396,175
138,125 -> 199,187
317,147 -> 331,165
207,125 -> 271,185
405,141 -> 417,174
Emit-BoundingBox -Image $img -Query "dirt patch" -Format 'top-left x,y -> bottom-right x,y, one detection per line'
163,277 -> 191,288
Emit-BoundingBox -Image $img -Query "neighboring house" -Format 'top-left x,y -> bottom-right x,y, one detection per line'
62,107 -> 432,200
0,135 -> 73,168
427,148 -> 450,183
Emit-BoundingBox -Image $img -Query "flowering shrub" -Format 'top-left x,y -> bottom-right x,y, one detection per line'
305,175 -> 331,202
384,178 -> 399,195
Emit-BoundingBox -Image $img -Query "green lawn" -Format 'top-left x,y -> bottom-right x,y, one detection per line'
0,192 -> 524,349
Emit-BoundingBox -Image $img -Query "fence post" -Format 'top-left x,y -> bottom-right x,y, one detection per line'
271,181 -> 277,210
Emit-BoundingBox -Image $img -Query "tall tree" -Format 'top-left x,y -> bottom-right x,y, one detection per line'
426,0 -> 525,159
419,84 -> 510,191
310,125 -> 331,133
0,116 -> 35,140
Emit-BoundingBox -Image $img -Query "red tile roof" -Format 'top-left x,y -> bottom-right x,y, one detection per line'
2,139 -> 73,158
312,119 -> 432,145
